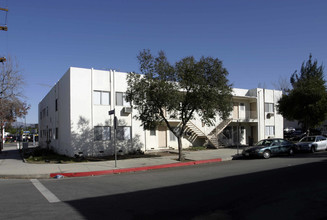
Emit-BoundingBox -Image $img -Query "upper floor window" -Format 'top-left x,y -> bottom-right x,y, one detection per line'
265,103 -> 274,113
116,92 -> 130,106
55,99 -> 58,111
94,91 -> 110,105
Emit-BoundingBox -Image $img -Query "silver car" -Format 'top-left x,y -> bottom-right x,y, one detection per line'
296,136 -> 327,152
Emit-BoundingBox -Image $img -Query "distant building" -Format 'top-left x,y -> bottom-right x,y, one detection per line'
38,67 -> 283,157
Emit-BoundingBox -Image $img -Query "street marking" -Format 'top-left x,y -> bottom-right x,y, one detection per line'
30,179 -> 61,203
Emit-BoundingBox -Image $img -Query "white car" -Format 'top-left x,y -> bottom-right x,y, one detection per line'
296,136 -> 327,152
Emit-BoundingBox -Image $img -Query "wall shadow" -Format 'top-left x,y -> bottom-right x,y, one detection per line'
69,116 -> 143,157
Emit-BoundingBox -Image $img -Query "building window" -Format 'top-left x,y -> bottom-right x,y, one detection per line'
55,128 -> 59,139
265,103 -> 274,113
94,126 -> 111,141
170,129 -> 177,141
265,126 -> 275,136
102,92 -> 110,105
116,92 -> 130,106
55,99 -> 58,111
150,128 -> 156,136
116,126 -> 131,140
49,129 -> 52,140
93,91 -> 110,105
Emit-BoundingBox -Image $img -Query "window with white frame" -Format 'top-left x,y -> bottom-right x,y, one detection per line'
265,103 -> 274,113
93,91 -> 110,105
116,126 -> 131,140
169,129 -> 177,141
265,126 -> 275,136
150,128 -> 156,136
94,126 -> 111,141
116,92 -> 130,106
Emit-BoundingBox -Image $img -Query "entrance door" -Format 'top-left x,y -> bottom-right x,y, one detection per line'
158,126 -> 167,148
239,103 -> 245,119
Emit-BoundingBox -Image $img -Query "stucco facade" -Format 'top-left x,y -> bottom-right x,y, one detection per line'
39,67 -> 283,157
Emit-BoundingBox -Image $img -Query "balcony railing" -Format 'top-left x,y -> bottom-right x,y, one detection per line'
232,110 -> 258,121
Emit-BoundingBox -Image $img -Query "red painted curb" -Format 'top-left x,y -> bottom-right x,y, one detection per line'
49,158 -> 222,178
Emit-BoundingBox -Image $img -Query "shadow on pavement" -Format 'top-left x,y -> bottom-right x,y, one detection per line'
0,148 -> 23,161
65,158 -> 327,220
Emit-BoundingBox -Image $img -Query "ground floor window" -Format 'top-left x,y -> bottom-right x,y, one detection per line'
94,126 -> 111,141
150,128 -> 156,136
265,126 -> 275,136
169,128 -> 177,141
55,128 -> 58,139
116,126 -> 131,140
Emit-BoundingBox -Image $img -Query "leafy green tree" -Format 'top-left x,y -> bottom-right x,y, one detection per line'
126,50 -> 233,161
278,54 -> 327,132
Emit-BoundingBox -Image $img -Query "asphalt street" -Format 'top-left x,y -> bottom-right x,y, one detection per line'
1,151 -> 326,220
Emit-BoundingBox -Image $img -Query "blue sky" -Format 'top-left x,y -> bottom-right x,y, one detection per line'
0,0 -> 326,124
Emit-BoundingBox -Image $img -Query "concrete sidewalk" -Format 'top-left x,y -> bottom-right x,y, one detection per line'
0,144 -> 242,179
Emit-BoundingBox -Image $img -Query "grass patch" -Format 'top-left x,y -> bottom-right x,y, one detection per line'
23,147 -> 88,164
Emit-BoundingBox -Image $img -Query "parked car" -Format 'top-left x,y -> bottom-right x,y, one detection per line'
284,127 -> 295,133
285,129 -> 306,141
242,138 -> 296,159
295,135 -> 327,153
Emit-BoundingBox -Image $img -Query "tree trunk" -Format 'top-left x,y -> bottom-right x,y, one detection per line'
177,136 -> 184,161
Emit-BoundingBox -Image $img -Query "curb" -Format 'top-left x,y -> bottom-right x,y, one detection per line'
0,174 -> 50,179
50,158 -> 222,178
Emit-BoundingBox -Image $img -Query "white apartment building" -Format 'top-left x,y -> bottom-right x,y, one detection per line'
38,67 -> 283,157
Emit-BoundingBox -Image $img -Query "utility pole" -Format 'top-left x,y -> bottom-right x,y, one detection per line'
0,6 -> 8,151
0,6 -> 8,63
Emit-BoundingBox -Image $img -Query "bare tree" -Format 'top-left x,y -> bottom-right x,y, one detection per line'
272,76 -> 291,94
0,56 -> 29,151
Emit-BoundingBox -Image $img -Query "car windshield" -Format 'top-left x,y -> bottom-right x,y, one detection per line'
255,140 -> 273,146
300,136 -> 316,142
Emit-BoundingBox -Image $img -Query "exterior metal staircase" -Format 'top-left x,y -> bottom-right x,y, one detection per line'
181,121 -> 206,143
206,119 -> 232,148
179,119 -> 232,148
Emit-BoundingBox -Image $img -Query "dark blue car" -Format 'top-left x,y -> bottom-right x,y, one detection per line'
242,138 -> 296,159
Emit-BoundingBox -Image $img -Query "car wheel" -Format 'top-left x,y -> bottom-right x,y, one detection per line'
289,148 -> 294,156
311,146 -> 315,153
263,150 -> 271,159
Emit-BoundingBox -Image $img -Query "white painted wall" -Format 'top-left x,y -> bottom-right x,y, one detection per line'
39,69 -> 71,155
39,68 -> 284,157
